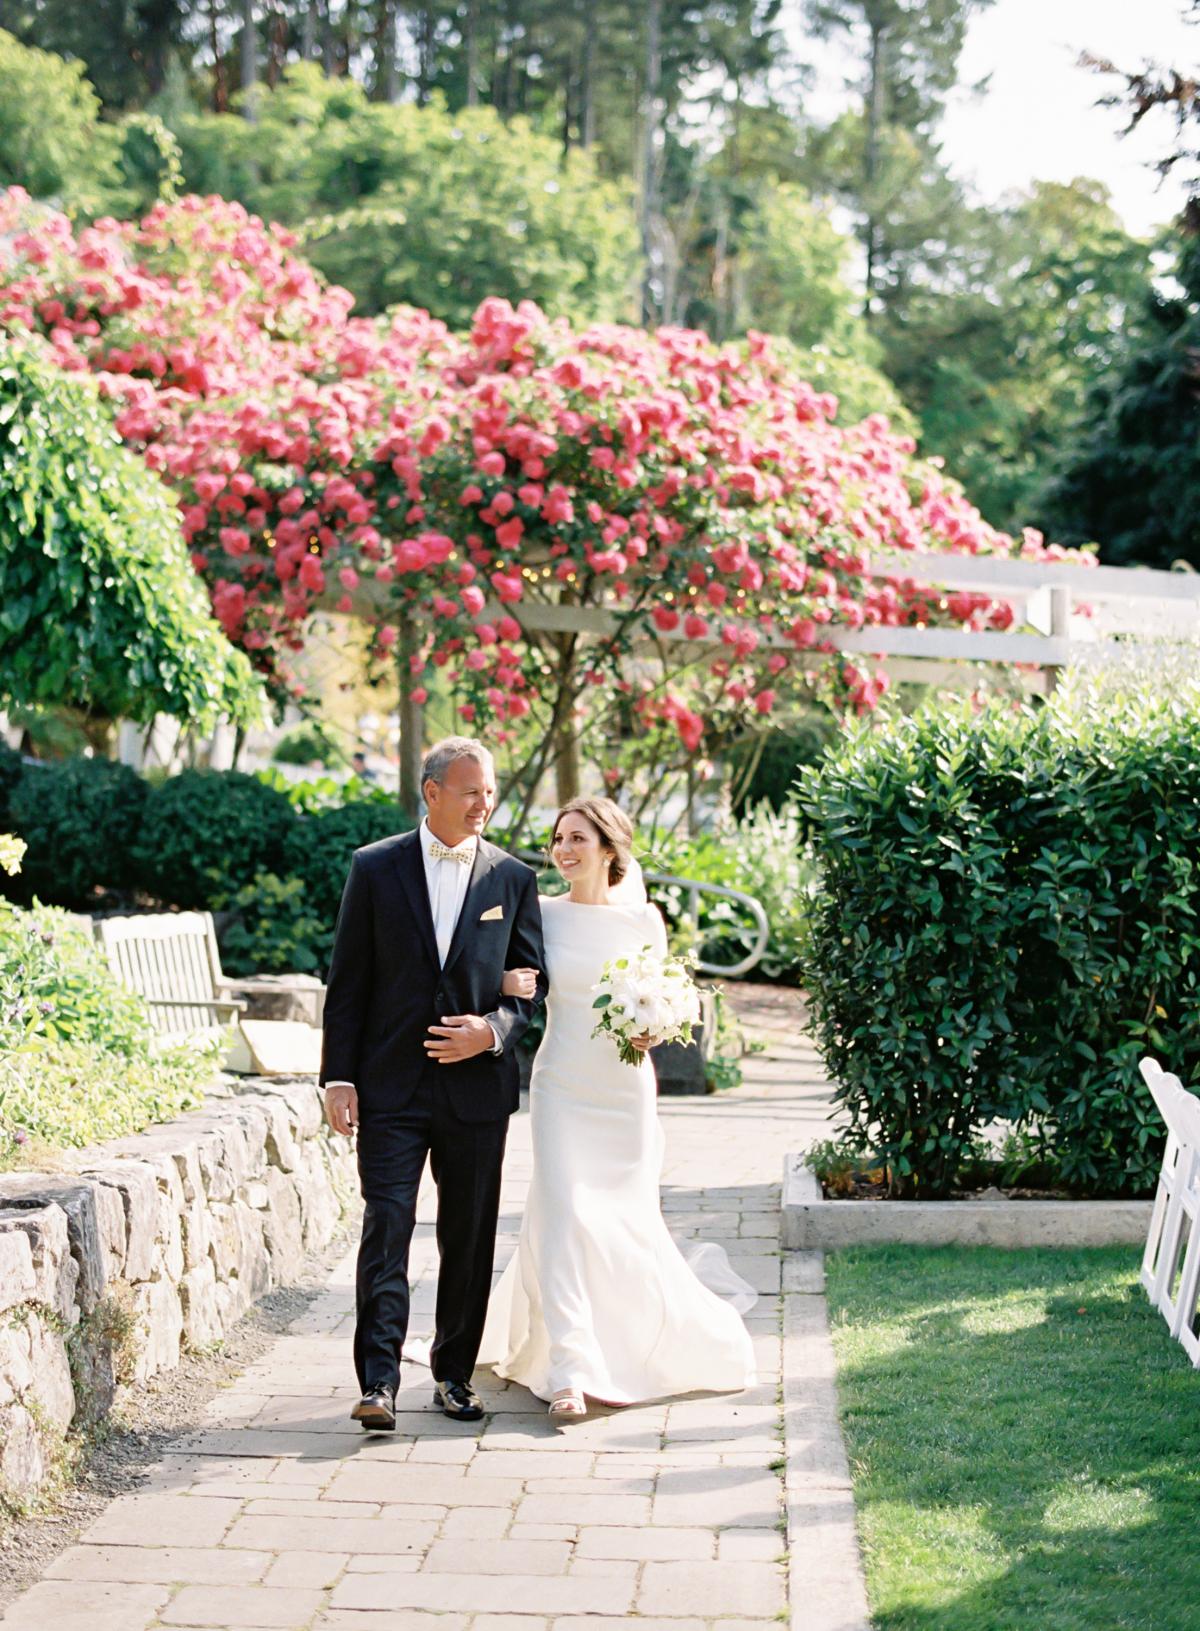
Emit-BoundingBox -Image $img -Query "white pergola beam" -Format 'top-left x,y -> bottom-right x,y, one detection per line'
866,551 -> 1200,604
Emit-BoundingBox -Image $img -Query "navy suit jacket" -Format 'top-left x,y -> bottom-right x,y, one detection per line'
319,829 -> 547,1123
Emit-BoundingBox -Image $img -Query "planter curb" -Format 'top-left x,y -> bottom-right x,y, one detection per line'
781,1154 -> 1153,1249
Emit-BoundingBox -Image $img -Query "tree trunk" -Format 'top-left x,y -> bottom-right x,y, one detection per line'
397,611 -> 425,821
322,0 -> 338,76
580,23 -> 595,148
210,0 -> 228,111
265,1 -> 287,86
240,0 -> 257,120
464,0 -> 480,105
554,720 -> 581,805
638,0 -> 663,323
416,5 -> 436,106
301,0 -> 318,59
863,18 -> 888,320
374,0 -> 398,102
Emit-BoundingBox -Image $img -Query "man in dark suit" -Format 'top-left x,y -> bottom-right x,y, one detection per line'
321,736 -> 547,1428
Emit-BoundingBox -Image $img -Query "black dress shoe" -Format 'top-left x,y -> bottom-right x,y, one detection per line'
351,1385 -> 396,1431
432,1378 -> 484,1421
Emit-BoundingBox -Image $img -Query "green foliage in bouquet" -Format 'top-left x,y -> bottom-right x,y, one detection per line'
800,674 -> 1200,1198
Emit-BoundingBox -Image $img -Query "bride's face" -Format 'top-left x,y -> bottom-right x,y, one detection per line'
551,813 -> 613,887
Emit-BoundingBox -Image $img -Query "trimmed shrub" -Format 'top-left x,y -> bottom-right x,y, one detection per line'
5,755 -> 146,908
282,796 -> 413,934
800,683 -> 1200,1198
0,743 -> 21,828
136,769 -> 296,908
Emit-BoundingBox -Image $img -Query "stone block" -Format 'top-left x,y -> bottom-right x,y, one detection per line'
28,1315 -> 75,1428
261,1169 -> 304,1284
131,1277 -> 183,1379
159,1584 -> 324,1627
0,1226 -> 36,1313
0,1203 -> 76,1320
84,1162 -> 159,1284
0,1177 -> 104,1311
180,1258 -> 225,1350
0,1400 -> 44,1497
0,1578 -> 170,1631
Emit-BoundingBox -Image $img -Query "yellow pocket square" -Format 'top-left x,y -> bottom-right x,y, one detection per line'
480,904 -> 504,922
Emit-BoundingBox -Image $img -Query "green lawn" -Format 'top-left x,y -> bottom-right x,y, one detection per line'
825,1246 -> 1200,1631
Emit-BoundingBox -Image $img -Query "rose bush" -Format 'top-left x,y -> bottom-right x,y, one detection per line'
0,188 -> 1089,813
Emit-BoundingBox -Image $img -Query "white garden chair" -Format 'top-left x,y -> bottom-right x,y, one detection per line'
1138,1058 -> 1191,1302
1139,1060 -> 1200,1363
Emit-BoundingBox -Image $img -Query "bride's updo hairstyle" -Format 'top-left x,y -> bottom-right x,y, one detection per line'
553,797 -> 634,887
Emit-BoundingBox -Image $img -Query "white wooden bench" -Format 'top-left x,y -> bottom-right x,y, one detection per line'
94,912 -> 323,1075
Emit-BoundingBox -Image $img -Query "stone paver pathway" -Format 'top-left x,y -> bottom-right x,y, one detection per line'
0,986 -> 868,1631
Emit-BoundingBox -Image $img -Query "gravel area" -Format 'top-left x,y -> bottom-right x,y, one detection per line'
0,1209 -> 361,1607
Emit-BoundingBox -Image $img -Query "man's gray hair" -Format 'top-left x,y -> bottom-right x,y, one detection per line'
421,736 -> 493,788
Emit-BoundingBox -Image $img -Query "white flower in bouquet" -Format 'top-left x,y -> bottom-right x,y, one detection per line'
591,945 -> 702,1068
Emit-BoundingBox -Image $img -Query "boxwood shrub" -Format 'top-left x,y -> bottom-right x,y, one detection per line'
5,755 -> 147,908
135,769 -> 297,908
800,684 -> 1200,1198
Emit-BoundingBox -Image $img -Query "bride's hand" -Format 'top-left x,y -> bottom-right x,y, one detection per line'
630,1032 -> 653,1053
502,966 -> 539,999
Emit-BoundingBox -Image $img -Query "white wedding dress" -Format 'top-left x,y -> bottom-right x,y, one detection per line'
481,891 -> 757,1404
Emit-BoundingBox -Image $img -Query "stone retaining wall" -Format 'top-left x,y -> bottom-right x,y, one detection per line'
0,1075 -> 355,1508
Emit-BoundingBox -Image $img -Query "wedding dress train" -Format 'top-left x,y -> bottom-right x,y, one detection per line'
481,894 -> 757,1404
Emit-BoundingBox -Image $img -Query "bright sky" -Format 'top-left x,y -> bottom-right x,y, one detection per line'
789,0 -> 1197,235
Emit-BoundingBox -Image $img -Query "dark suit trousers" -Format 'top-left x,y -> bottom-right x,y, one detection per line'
354,1076 -> 508,1394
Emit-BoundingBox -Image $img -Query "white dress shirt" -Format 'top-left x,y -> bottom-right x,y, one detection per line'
419,818 -> 477,966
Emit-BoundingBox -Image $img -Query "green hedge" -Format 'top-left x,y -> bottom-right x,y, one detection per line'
800,686 -> 1200,1198
8,755 -> 146,908
0,756 -> 413,972
135,768 -> 297,908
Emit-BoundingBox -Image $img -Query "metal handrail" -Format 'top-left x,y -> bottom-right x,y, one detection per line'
514,850 -> 770,979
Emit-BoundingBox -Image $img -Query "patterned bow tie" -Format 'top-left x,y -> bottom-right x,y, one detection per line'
430,840 -> 473,866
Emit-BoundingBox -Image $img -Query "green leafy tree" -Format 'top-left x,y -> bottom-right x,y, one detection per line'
884,179 -> 1154,529
0,0 -> 190,109
0,26 -> 117,205
0,340 -> 262,726
1034,237 -> 1200,570
172,64 -> 640,323
803,0 -> 992,315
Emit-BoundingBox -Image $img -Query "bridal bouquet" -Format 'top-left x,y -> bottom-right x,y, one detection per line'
591,945 -> 702,1067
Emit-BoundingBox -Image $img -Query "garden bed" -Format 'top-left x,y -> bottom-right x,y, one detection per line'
826,1244 -> 1200,1631
781,1156 -> 1152,1248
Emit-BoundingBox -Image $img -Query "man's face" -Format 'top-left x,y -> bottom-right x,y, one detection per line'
425,754 -> 496,846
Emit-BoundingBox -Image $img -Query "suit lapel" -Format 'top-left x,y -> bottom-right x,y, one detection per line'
442,840 -> 501,975
393,831 -> 440,970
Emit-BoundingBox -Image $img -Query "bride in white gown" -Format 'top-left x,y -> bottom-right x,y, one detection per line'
481,796 -> 757,1420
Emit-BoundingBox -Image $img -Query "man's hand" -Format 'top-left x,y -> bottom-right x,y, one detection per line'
425,1013 -> 495,1064
324,1083 -> 359,1137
